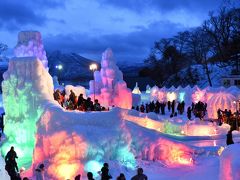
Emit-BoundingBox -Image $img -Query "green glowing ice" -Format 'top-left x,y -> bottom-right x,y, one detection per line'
116,146 -> 136,169
1,74 -> 43,168
164,121 -> 181,135
84,160 -> 102,178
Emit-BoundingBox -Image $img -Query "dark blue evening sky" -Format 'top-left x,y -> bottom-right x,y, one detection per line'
0,0 -> 238,63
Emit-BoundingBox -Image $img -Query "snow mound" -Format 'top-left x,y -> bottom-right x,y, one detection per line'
219,144 -> 240,180
0,156 -> 10,180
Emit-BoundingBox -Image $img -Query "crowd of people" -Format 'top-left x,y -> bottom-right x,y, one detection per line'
132,100 -> 210,121
53,89 -> 107,112
187,101 -> 207,120
217,108 -> 240,129
133,100 -> 185,117
4,150 -> 148,180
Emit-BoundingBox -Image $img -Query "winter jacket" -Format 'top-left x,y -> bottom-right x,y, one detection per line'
35,168 -> 45,180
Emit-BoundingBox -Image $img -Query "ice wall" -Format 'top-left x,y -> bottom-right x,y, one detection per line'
32,108 -> 136,179
1,57 -> 54,167
89,48 -> 132,109
14,31 -> 48,70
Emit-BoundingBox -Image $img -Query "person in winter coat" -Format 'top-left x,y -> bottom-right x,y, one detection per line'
226,130 -> 234,145
35,164 -> 45,180
187,107 -> 192,120
5,157 -> 20,180
117,173 -> 126,180
5,146 -> 19,177
75,174 -> 81,180
5,147 -> 18,164
167,101 -> 171,112
140,104 -> 145,113
131,168 -> 148,180
171,100 -> 175,114
101,163 -> 112,180
87,172 -> 94,180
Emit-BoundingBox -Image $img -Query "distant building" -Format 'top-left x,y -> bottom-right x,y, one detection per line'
222,54 -> 240,87
221,75 -> 240,87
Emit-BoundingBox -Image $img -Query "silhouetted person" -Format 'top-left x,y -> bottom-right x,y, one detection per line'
149,101 -> 155,112
5,156 -> 19,180
0,112 -> 4,133
171,100 -> 175,114
187,107 -> 192,120
53,89 -> 61,104
87,172 -> 94,180
145,103 -> 149,113
75,174 -> 81,180
140,104 -> 145,113
94,99 -> 101,111
155,101 -> 160,114
160,102 -> 166,115
5,146 -> 18,173
69,90 -> 76,105
23,178 -> 29,180
181,101 -> 185,114
131,168 -> 148,180
117,173 -> 126,180
77,93 -> 85,107
177,102 -> 181,114
136,106 -> 139,111
226,130 -> 234,145
35,163 -> 45,180
167,101 -> 171,112
101,163 -> 112,180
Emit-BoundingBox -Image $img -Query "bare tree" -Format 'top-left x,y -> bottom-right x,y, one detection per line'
202,7 -> 237,67
187,28 -> 213,86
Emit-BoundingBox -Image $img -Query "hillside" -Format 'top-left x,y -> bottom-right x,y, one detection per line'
47,51 -> 100,81
163,64 -> 232,88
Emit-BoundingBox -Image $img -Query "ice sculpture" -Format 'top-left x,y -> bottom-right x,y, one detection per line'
207,92 -> 235,119
146,85 -> 151,93
1,57 -> 54,168
89,48 -> 132,109
150,85 -> 159,101
219,144 -> 240,180
14,31 -> 48,70
146,139 -> 194,166
132,82 -> 141,94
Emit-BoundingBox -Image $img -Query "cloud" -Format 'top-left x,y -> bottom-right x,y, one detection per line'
44,20 -> 187,62
0,0 -> 66,31
98,0 -> 221,14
